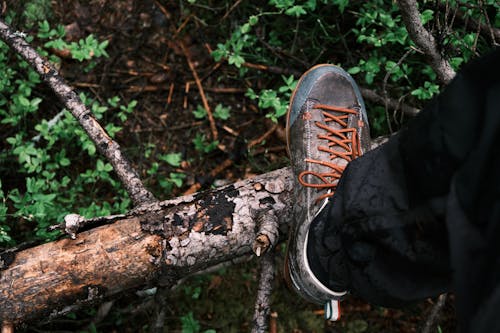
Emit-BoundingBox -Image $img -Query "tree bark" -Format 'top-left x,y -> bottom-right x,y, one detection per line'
0,168 -> 293,325
397,0 -> 456,84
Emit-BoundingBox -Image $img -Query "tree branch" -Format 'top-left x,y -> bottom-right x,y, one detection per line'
251,252 -> 276,333
0,168 -> 293,325
0,133 -> 391,326
397,0 -> 456,84
0,19 -> 156,206
421,294 -> 447,333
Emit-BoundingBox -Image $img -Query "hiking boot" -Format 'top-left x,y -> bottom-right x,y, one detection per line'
284,64 -> 370,320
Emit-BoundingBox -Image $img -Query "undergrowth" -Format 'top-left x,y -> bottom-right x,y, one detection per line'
0,11 -> 131,245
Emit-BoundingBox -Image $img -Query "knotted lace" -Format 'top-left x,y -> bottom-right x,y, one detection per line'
298,103 -> 361,202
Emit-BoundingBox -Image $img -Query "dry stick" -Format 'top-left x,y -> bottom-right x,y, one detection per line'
180,41 -> 218,141
421,294 -> 448,333
269,312 -> 278,333
183,158 -> 234,195
397,0 -> 456,84
242,61 -> 302,77
0,19 -> 156,207
251,251 -> 276,333
251,202 -> 280,333
248,124 -> 278,149
1,322 -> 13,333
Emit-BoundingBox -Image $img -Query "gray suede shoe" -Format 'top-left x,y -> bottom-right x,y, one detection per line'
284,64 -> 370,320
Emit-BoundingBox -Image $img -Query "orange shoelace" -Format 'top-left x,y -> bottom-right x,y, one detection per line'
298,104 -> 361,202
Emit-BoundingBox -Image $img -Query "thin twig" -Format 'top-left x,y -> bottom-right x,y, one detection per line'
242,61 -> 302,77
359,87 -> 420,117
397,0 -> 456,84
421,294 -> 448,333
478,0 -> 499,45
48,213 -> 127,239
32,110 -> 66,142
180,41 -> 218,141
248,124 -> 278,148
150,287 -> 168,333
221,0 -> 243,21
445,2 -> 500,44
183,158 -> 233,195
0,19 -> 156,206
382,48 -> 415,132
167,82 -> 174,105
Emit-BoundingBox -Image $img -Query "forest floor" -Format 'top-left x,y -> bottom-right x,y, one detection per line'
19,1 -> 457,332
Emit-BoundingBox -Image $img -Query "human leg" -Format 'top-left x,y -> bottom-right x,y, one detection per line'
287,49 -> 500,328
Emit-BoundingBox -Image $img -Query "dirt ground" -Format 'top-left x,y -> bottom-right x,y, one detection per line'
16,1 -> 458,332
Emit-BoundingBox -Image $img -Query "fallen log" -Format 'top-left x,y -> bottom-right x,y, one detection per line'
0,168 -> 293,326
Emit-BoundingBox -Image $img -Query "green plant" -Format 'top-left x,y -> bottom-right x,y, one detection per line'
37,20 -> 109,71
180,311 -> 216,333
158,152 -> 183,167
193,104 -> 231,120
213,104 -> 231,120
192,133 -> 219,154
208,0 -> 498,133
193,105 -> 207,119
0,12 -> 130,245
246,75 -> 297,122
22,0 -> 53,28
181,312 -> 200,333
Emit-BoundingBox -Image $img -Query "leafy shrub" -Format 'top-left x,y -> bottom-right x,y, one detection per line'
206,0 -> 498,133
0,12 -> 130,245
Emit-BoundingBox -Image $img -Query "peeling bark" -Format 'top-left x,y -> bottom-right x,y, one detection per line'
0,168 -> 293,325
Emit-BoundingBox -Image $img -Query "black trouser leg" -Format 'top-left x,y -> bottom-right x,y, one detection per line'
308,49 -> 500,331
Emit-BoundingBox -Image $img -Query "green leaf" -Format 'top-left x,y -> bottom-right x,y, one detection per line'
249,15 -> 259,26
228,54 -> 245,68
181,312 -> 200,333
18,95 -> 30,107
59,157 -> 71,167
285,5 -> 306,17
193,105 -> 207,119
333,0 -> 349,13
169,172 -> 186,187
348,66 -> 361,75
420,9 -> 434,25
159,153 -> 183,167
213,104 -> 231,120
240,23 -> 251,34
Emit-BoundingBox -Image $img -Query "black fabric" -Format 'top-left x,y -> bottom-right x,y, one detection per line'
307,48 -> 500,332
